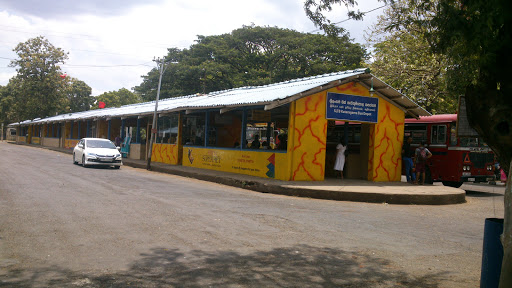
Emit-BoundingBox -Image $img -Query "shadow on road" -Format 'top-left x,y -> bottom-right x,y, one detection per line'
465,190 -> 504,198
1,245 -> 449,287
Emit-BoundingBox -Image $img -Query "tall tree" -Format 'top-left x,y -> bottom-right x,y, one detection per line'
305,0 -> 512,286
9,36 -> 68,121
93,88 -> 141,109
64,77 -> 94,113
135,25 -> 367,102
0,84 -> 13,129
367,0 -> 457,114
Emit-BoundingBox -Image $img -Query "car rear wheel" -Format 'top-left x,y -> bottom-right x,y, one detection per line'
82,155 -> 87,168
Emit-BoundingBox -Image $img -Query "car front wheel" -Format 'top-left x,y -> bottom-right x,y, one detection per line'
73,153 -> 78,165
82,155 -> 87,168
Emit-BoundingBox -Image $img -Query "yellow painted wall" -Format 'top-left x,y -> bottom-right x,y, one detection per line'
254,81 -> 406,182
43,137 -> 60,148
151,143 -> 180,165
32,137 -> 40,145
182,147 -> 287,180
65,139 -> 79,148
367,99 -> 404,182
288,92 -> 328,181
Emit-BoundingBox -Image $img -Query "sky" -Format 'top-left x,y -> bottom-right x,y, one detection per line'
0,0 -> 384,96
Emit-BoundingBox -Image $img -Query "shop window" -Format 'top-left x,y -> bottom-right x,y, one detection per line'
157,114 -> 179,144
207,110 -> 241,148
245,107 -> 288,151
182,113 -> 205,146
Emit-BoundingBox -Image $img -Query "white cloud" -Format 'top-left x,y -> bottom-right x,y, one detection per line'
0,0 -> 383,95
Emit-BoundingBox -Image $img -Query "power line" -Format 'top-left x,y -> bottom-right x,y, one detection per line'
309,4 -> 387,33
0,56 -> 154,68
61,62 -> 154,68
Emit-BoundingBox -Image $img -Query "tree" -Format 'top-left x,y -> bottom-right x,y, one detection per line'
64,78 -> 94,113
0,85 -> 13,129
9,36 -> 68,121
305,0 -> 512,286
366,0 -> 457,114
93,88 -> 141,109
134,25 -> 367,102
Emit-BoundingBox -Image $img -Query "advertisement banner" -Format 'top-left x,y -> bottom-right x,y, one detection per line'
326,92 -> 379,123
182,147 -> 287,180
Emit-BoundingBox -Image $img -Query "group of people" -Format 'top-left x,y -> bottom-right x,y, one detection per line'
402,137 -> 432,185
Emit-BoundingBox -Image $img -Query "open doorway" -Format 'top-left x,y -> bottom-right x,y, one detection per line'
325,121 -> 371,180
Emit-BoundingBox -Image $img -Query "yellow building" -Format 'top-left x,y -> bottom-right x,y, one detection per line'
10,69 -> 430,182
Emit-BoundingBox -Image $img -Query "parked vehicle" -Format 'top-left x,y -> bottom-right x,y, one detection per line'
73,138 -> 122,169
404,114 -> 495,188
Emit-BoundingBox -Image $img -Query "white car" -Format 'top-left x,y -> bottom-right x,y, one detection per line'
73,138 -> 122,169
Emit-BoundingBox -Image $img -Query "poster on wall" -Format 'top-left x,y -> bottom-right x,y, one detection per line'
326,92 -> 379,123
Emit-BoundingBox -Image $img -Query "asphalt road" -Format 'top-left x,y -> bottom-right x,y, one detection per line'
0,142 -> 505,287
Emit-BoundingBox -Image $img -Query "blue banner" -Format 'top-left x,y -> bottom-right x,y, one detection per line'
326,93 -> 379,123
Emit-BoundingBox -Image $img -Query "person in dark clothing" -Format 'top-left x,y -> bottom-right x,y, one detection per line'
402,136 -> 416,183
251,135 -> 260,149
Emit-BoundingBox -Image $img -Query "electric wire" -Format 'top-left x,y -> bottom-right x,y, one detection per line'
309,4 -> 387,33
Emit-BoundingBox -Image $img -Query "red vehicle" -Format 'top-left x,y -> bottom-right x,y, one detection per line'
404,114 -> 495,188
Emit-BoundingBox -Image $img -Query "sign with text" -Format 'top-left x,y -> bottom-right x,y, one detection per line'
326,92 -> 379,123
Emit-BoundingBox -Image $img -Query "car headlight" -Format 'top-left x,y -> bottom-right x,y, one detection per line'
115,154 -> 122,159
86,152 -> 98,158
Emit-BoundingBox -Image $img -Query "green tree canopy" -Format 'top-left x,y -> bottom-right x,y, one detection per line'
367,0 -> 457,114
64,77 -> 94,113
8,36 -> 69,121
305,0 -> 512,286
135,25 -> 367,102
93,88 -> 141,109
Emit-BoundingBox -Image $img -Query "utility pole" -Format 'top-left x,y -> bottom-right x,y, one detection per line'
146,57 -> 167,170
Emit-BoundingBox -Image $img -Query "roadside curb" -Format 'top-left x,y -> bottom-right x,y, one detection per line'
10,142 -> 466,205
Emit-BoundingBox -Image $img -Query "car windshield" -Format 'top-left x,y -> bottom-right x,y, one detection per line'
86,139 -> 116,149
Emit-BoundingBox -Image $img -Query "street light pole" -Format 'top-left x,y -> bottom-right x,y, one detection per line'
146,57 -> 167,170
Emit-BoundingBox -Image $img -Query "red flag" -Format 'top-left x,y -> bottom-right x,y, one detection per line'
98,101 -> 106,108
60,74 -> 67,79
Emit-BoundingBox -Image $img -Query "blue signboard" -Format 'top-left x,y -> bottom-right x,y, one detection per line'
326,92 -> 379,123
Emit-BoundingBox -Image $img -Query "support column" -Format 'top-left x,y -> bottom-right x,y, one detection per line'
241,108 -> 247,149
107,120 -> 111,140
266,122 -> 272,148
121,119 -> 126,140
70,121 -> 74,139
204,111 -> 210,147
136,118 -> 141,144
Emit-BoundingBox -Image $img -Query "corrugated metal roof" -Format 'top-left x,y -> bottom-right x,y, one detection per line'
10,68 -> 430,126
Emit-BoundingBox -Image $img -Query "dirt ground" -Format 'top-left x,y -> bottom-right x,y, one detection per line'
0,142 -> 505,287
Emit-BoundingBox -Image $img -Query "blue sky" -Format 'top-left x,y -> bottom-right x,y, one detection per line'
0,0 -> 384,95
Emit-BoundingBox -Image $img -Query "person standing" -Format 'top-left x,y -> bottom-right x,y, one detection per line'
415,141 -> 432,185
402,136 -> 416,183
334,141 -> 347,180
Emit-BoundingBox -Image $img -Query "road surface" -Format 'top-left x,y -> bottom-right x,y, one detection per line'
0,142 -> 505,287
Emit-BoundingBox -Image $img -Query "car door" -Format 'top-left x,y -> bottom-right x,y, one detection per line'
76,139 -> 85,162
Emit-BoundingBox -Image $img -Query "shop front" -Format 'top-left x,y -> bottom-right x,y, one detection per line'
8,69 -> 430,182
